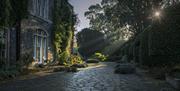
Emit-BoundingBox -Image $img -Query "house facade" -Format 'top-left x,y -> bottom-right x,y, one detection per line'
20,0 -> 54,65
0,0 -> 74,69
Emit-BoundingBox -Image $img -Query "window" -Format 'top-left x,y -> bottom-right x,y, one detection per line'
31,0 -> 49,19
33,29 -> 48,64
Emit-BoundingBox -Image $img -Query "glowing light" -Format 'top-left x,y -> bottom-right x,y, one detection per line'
154,11 -> 161,17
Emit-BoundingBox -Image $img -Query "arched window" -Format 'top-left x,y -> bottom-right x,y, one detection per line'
33,29 -> 48,64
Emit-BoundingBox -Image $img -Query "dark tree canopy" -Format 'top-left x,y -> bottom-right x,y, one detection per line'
84,0 -> 167,41
76,28 -> 107,58
0,0 -> 28,27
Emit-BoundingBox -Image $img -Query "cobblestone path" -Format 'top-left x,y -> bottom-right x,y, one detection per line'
0,62 -> 176,91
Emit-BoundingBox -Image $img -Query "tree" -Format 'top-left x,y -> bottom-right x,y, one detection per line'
76,28 -> 107,58
84,0 -> 134,41
85,0 -> 164,41
84,4 -> 104,31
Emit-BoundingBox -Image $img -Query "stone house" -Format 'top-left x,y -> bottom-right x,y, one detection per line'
0,0 -> 74,68
20,0 -> 54,65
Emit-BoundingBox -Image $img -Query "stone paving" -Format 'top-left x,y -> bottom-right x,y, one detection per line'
0,62 -> 177,91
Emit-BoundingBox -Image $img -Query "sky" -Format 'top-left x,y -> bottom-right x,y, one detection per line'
69,0 -> 102,32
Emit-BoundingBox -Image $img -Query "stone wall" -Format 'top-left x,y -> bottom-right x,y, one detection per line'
20,14 -> 53,67
20,19 -> 35,67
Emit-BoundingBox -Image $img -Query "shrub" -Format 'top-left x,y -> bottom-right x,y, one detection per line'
0,67 -> 20,80
58,51 -> 70,65
58,51 -> 84,66
70,55 -> 83,65
93,52 -> 107,61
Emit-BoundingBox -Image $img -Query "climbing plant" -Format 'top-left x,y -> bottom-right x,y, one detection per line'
0,0 -> 12,27
0,1 -> 28,80
0,0 -> 28,70
0,0 -> 28,27
53,0 -> 75,64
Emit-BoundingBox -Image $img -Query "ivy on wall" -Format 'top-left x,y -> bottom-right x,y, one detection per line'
0,0 -> 28,77
0,0 -> 11,27
53,0 -> 74,63
0,0 -> 28,27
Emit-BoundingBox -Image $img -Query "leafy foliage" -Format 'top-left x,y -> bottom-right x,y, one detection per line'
84,0 -> 166,41
59,52 -> 83,66
0,0 -> 12,27
93,52 -> 107,61
76,28 -> 107,57
0,69 -> 19,80
0,0 -> 28,27
69,55 -> 83,65
0,0 -> 28,73
58,51 -> 70,65
53,0 -> 75,64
